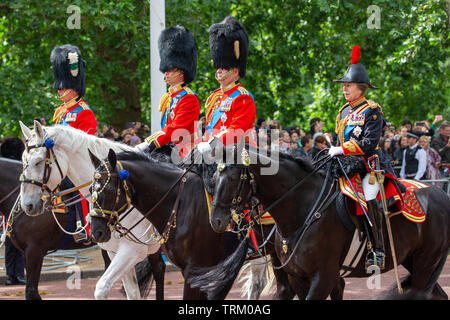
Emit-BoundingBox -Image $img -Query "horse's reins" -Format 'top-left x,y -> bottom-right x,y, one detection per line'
220,152 -> 336,269
91,159 -> 194,245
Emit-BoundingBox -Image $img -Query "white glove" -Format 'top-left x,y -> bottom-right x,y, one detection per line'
328,146 -> 344,157
197,141 -> 212,154
135,142 -> 149,152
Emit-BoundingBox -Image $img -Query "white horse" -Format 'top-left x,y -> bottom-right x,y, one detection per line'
19,120 -> 161,300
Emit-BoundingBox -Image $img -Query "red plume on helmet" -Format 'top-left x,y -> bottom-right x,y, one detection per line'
333,45 -> 378,89
351,45 -> 360,64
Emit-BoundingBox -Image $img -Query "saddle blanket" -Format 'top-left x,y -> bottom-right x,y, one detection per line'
339,175 -> 429,223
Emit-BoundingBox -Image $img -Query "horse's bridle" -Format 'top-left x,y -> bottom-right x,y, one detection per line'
20,140 -> 64,196
213,163 -> 259,230
20,138 -> 92,211
90,160 -> 134,233
91,159 -> 191,245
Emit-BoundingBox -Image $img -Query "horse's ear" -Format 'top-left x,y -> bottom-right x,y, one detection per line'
107,148 -> 117,170
88,149 -> 102,169
34,120 -> 44,139
19,121 -> 32,140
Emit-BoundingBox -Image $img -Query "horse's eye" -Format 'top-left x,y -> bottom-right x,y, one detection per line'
35,160 -> 44,167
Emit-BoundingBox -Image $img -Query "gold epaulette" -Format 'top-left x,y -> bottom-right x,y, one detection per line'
237,86 -> 249,95
78,100 -> 89,110
367,99 -> 381,110
184,87 -> 194,95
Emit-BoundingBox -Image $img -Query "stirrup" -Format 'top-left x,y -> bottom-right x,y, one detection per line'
365,249 -> 385,271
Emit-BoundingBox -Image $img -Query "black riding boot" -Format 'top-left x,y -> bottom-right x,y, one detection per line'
364,199 -> 385,271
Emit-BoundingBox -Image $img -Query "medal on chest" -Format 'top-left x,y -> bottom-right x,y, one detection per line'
65,112 -> 77,122
347,113 -> 365,126
219,97 -> 232,112
169,95 -> 181,120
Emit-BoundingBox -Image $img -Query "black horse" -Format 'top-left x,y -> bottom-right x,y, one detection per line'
0,157 -> 162,300
88,148 -> 296,300
190,145 -> 449,299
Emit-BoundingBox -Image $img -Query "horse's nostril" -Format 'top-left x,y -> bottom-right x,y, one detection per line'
214,218 -> 223,229
26,203 -> 33,212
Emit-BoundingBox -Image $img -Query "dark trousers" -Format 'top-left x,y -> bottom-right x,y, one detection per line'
5,236 -> 24,278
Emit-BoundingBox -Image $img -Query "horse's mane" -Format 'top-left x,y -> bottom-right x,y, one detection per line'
116,148 -> 183,172
45,125 -> 134,156
278,149 -> 316,173
244,145 -> 316,173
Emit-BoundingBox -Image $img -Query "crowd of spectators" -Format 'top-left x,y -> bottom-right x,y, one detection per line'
97,121 -> 150,147
254,115 -> 450,190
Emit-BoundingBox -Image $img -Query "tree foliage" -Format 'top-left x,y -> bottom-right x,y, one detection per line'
0,0 -> 448,137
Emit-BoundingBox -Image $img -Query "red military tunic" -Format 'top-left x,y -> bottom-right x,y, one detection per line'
52,96 -> 97,237
203,81 -> 256,145
145,84 -> 200,157
52,97 -> 97,135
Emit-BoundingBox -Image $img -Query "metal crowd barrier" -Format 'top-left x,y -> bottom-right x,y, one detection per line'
0,245 -> 99,272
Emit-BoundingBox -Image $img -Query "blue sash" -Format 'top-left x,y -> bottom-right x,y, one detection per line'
206,89 -> 254,135
161,90 -> 189,129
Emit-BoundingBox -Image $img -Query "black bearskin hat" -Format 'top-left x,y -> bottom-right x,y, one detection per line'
158,25 -> 198,84
334,45 -> 378,89
209,16 -> 249,77
1,137 -> 25,161
50,44 -> 86,97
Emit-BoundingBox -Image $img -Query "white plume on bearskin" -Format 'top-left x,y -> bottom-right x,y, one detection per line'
50,44 -> 86,97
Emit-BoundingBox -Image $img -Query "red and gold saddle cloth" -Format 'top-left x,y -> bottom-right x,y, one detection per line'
339,174 -> 428,223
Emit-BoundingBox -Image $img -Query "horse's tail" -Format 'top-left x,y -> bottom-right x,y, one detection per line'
188,237 -> 249,300
134,256 -> 154,298
237,257 -> 273,300
260,256 -> 276,297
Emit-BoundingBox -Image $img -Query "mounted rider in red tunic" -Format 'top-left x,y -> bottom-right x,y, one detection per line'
51,45 -> 97,135
328,46 -> 403,271
197,16 -> 256,154
136,25 -> 200,157
197,16 -> 260,256
50,44 -> 97,243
